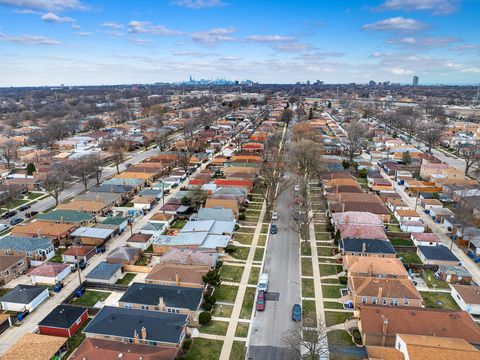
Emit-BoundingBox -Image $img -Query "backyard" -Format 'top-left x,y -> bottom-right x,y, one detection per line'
70,290 -> 111,307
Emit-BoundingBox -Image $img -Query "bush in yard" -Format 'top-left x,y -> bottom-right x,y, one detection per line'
225,244 -> 236,254
239,213 -> 246,220
215,260 -> 223,270
326,223 -> 334,232
239,206 -> 246,213
358,168 -> 368,178
339,276 -> 347,285
182,338 -> 192,350
234,224 -> 240,231
199,311 -> 212,325
202,302 -> 212,311
206,294 -> 216,305
202,268 -> 221,287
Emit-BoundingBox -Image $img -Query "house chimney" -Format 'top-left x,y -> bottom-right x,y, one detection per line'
342,203 -> 346,213
60,216 -> 64,224
368,263 -> 374,277
175,271 -> 180,286
158,297 -> 165,311
345,214 -> 349,224
141,327 -> 147,340
381,318 -> 388,346
336,184 -> 339,193
361,242 -> 366,256
134,330 -> 139,344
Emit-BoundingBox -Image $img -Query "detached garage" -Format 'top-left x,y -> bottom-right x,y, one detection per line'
39,304 -> 88,338
0,284 -> 48,312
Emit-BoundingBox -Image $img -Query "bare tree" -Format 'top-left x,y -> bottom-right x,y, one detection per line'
344,121 -> 367,162
457,144 -> 480,176
86,117 -> 105,131
108,137 -> 127,174
68,158 -> 95,190
88,153 -> 105,185
418,122 -> 446,154
281,109 -> 294,125
44,169 -> 70,206
0,139 -> 18,169
177,118 -> 201,171
397,108 -> 419,143
284,323 -> 329,360
154,129 -> 170,151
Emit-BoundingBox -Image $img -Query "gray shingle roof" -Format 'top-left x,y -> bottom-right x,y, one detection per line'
341,238 -> 396,255
0,236 -> 52,252
86,262 -> 122,280
83,306 -> 187,344
0,284 -> 47,304
119,282 -> 203,310
38,304 -> 87,328
418,245 -> 459,262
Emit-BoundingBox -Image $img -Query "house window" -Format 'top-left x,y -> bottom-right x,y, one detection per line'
390,299 -> 398,306
404,300 -> 409,306
372,299 -> 377,305
383,299 -> 387,305
362,298 -> 367,304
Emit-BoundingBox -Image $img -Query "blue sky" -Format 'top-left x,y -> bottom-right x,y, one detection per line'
0,0 -> 479,86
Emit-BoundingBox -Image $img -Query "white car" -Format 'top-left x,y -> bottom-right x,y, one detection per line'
294,185 -> 300,192
272,212 -> 278,220
0,224 -> 9,232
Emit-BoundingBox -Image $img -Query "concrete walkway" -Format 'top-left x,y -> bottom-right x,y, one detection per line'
219,200 -> 266,359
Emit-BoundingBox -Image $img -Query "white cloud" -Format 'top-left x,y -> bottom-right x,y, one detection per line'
363,17 -> 427,32
0,0 -> 86,12
460,67 -> 480,73
274,42 -> 311,52
246,35 -> 295,42
75,31 -> 92,37
386,36 -> 459,47
101,22 -> 123,30
71,24 -> 81,30
172,50 -> 212,57
387,67 -> 414,75
376,0 -> 460,16
170,0 -> 224,9
0,31 -> 59,45
127,21 -> 182,36
41,12 -> 75,23
127,37 -> 154,46
190,28 -> 237,45
449,44 -> 480,51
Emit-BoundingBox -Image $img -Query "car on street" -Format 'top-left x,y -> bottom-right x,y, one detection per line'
1,211 -> 17,219
294,185 -> 300,192
256,290 -> 266,311
125,163 -> 133,168
10,218 -> 23,226
0,224 -> 9,232
271,212 -> 278,220
18,205 -> 31,212
292,304 -> 301,321
25,211 -> 39,218
270,224 -> 278,234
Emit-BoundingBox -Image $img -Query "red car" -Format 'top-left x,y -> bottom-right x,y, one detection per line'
256,290 -> 266,311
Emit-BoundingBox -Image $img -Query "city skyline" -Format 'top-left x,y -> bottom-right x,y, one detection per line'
0,0 -> 479,86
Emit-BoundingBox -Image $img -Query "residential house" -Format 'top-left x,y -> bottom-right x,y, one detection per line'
399,221 -> 425,233
145,263 -> 208,288
343,256 -> 408,279
0,284 -> 49,312
149,212 -> 175,228
38,304 -> 88,338
339,239 -> 396,258
132,195 -> 157,211
106,246 -> 140,265
190,207 -> 235,222
394,209 -> 420,223
29,262 -> 71,285
0,255 -> 27,285
70,338 -> 177,360
417,245 -> 460,266
158,248 -> 218,267
419,198 -> 443,213
0,236 -> 54,262
358,305 -> 480,347
1,333 -> 67,360
436,265 -> 472,284
451,285 -> 480,316
83,306 -> 188,348
98,216 -> 128,235
76,191 -> 124,207
11,221 -> 76,245
411,233 -> 441,247
420,159 -> 464,183
119,282 -> 203,321
86,261 -> 123,284
57,199 -> 109,215
126,233 -> 154,251
204,199 -> 239,218
70,226 -> 115,246
348,276 -> 423,308
36,210 -> 95,225
61,245 -> 96,263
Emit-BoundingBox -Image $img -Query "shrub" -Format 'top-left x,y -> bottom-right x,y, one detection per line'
326,223 -> 334,232
234,224 -> 240,231
206,295 -> 216,305
239,206 -> 246,213
239,213 -> 246,220
199,311 -> 212,325
202,302 -> 212,311
225,244 -> 236,254
182,338 -> 192,350
215,260 -> 223,270
339,276 -> 348,285
358,168 -> 368,178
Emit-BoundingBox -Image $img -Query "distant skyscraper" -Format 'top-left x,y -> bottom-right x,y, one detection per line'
412,76 -> 419,86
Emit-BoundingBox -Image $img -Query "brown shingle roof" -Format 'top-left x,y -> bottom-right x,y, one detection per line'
452,285 -> 480,305
344,256 -> 407,278
351,276 -> 422,301
2,333 -> 66,360
359,305 -> 480,345
145,263 -> 208,285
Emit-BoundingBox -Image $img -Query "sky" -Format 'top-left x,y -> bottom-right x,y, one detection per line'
0,0 -> 479,86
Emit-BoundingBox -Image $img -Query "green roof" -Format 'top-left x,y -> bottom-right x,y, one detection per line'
101,216 -> 127,225
37,210 -> 94,223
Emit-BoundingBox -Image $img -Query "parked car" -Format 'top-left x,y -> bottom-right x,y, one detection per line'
96,245 -> 106,254
271,212 -> 278,220
10,218 -> 23,226
25,211 -> 39,218
0,224 -> 9,232
1,211 -> 17,219
294,185 -> 300,192
256,290 -> 266,311
270,224 -> 278,234
18,205 -> 31,212
125,163 -> 133,168
79,259 -> 87,270
292,304 -> 302,321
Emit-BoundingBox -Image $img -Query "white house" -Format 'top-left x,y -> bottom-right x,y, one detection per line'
411,233 -> 441,247
29,262 -> 71,285
451,284 -> 480,316
0,285 -> 49,312
400,220 -> 425,233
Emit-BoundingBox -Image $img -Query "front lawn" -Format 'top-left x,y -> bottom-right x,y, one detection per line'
182,338 -> 223,360
258,234 -> 267,246
212,303 -> 233,318
248,266 -> 260,285
70,290 -> 111,307
235,233 -> 254,245
420,291 -> 460,310
322,285 -> 343,299
220,264 -> 244,283
302,278 -> 315,298
134,254 -> 150,266
319,264 -> 342,276
231,246 -> 249,260
261,224 -> 270,234
301,243 -> 312,256
253,247 -> 264,262
316,232 -> 331,240
324,301 -> 345,309
235,322 -> 249,337
302,257 -> 313,276
325,311 -> 353,327
199,320 -> 229,336
317,246 -> 334,257
318,257 -> 338,264
26,192 -> 45,200
240,287 -> 256,319
230,341 -> 247,360
214,285 -> 238,303
302,300 -> 316,327
397,252 -> 421,264
115,272 -> 136,285
327,330 -> 354,346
